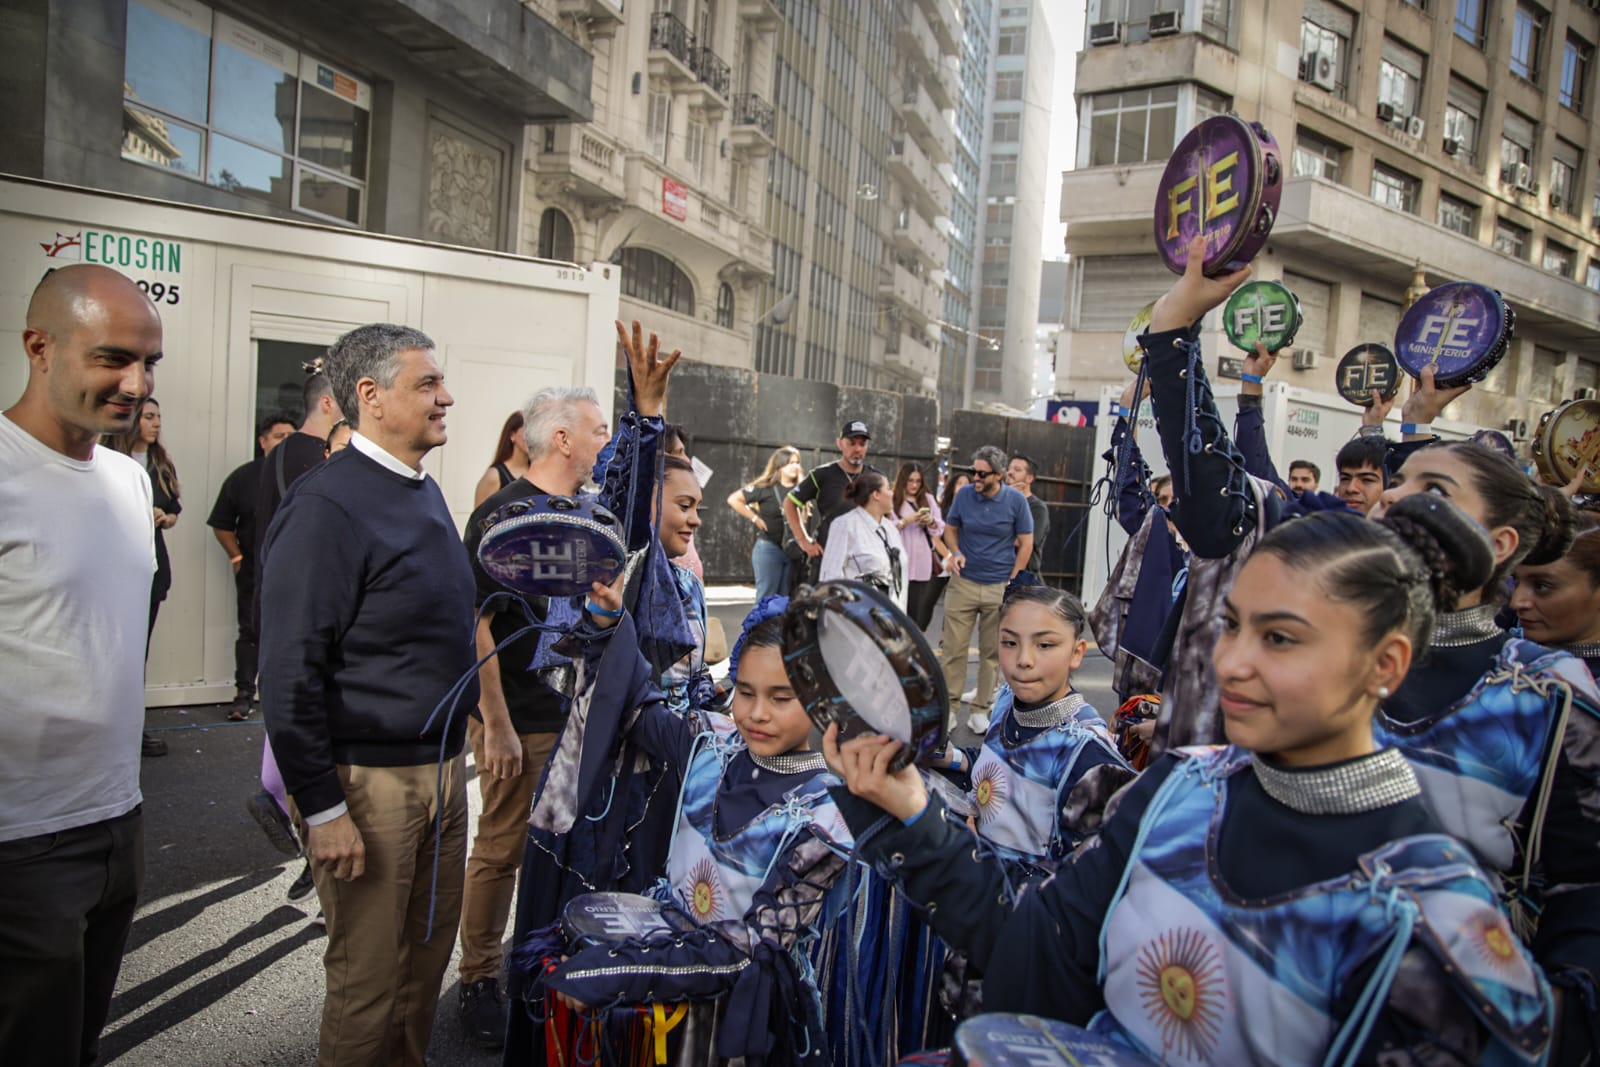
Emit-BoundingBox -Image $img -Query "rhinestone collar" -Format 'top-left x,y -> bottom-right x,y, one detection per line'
1011,691 -> 1089,729
1560,640 -> 1600,662
1430,604 -> 1503,649
1251,748 -> 1420,815
749,750 -> 826,778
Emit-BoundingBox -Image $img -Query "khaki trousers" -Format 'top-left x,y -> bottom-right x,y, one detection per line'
458,719 -> 558,984
939,574 -> 1006,712
294,757 -> 467,1067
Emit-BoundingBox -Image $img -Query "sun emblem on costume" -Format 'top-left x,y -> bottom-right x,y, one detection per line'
683,858 -> 726,923
1468,909 -> 1521,974
971,757 -> 1011,828
1135,927 -> 1226,1061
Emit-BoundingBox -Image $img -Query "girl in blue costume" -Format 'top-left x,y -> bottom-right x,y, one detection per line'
830,496 -> 1554,1066
1133,242 -> 1600,1060
513,592 -> 853,1066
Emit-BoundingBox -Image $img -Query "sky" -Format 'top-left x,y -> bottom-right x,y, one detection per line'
1040,0 -> 1085,262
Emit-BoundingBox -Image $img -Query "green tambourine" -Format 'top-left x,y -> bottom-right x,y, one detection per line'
1223,280 -> 1302,354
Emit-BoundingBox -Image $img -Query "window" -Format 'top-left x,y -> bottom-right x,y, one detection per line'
715,283 -> 734,328
1551,140 -> 1580,213
1292,127 -> 1346,183
647,92 -> 671,163
685,119 -> 705,182
1494,218 -> 1531,259
1202,0 -> 1231,41
1371,162 -> 1419,213
1300,1 -> 1355,99
1533,346 -> 1566,403
990,153 -> 1018,185
1086,85 -> 1179,166
997,31 -> 1025,54
1443,79 -> 1484,164
1437,194 -> 1478,237
121,0 -> 371,224
537,208 -> 574,260
986,203 -> 1014,224
992,114 -> 1021,142
1544,241 -> 1576,276
1455,0 -> 1484,48
1378,38 -> 1424,119
995,71 -> 1023,100
619,247 -> 694,314
729,159 -> 746,212
1194,87 -> 1233,128
1511,3 -> 1545,81
1588,261 -> 1600,290
1500,110 -> 1535,181
1562,34 -> 1591,112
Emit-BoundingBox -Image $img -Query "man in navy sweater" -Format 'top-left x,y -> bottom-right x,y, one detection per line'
259,323 -> 475,1067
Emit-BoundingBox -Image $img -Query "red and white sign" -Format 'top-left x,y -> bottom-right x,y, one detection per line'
661,177 -> 688,221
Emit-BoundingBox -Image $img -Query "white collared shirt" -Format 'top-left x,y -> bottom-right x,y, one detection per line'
350,430 -> 426,481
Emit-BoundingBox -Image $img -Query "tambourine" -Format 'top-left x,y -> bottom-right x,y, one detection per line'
1533,399 -> 1600,494
1123,301 -> 1155,373
561,892 -> 695,950
952,1014 -> 1154,1066
1471,429 -> 1518,461
782,580 -> 947,773
1222,280 -> 1301,354
1154,115 -> 1282,277
1335,344 -> 1401,407
1393,282 -> 1514,389
477,494 -> 626,598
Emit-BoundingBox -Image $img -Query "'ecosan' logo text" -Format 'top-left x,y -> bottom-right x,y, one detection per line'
40,230 -> 182,273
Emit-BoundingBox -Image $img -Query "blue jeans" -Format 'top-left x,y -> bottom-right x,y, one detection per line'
751,538 -> 791,601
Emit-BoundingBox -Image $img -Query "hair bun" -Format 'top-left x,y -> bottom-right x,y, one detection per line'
1523,483 -> 1578,566
1384,494 -> 1495,596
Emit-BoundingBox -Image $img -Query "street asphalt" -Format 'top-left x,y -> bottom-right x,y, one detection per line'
104,590 -> 1117,1065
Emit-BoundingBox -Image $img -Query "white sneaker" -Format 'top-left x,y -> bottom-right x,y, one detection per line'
961,687 -> 978,704
966,711 -> 990,735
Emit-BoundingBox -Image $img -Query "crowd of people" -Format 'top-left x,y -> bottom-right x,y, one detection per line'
2,249 -> 1597,1067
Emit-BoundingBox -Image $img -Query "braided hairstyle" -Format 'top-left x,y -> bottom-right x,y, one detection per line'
1000,585 -> 1088,639
1429,441 -> 1577,591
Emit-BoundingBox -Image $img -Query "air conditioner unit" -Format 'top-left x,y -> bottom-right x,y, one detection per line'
1089,21 -> 1121,45
1505,417 -> 1530,440
1551,191 -> 1570,212
1376,101 -> 1397,123
1310,50 -> 1338,92
1148,10 -> 1181,35
1514,162 -> 1535,190
1292,348 -> 1319,370
1442,136 -> 1463,156
1577,388 -> 1599,401
1406,116 -> 1426,139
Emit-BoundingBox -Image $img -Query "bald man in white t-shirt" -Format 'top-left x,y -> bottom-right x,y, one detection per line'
0,264 -> 163,1066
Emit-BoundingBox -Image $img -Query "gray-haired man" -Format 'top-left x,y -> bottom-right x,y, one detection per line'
260,323 -> 475,1067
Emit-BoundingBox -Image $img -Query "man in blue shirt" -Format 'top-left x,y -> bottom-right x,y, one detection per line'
940,445 -> 1034,733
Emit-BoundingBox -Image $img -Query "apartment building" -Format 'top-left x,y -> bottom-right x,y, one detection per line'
1056,0 -> 1600,434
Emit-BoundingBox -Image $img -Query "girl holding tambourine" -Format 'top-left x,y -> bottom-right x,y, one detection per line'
827,498 -> 1553,1066
513,593 -> 852,1065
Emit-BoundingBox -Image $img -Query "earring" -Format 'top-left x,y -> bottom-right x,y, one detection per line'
1376,686 -> 1391,700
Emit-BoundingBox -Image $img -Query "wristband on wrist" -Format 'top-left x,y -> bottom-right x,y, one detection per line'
1357,424 -> 1384,438
1239,373 -> 1264,384
1111,404 -> 1129,417
1401,422 -> 1432,436
585,599 -> 624,619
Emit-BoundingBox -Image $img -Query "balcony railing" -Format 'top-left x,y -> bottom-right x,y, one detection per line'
650,12 -> 693,65
691,45 -> 731,98
732,93 -> 775,137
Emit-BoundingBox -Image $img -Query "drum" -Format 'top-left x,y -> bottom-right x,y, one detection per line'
783,580 -> 947,772
477,494 -> 627,599
952,1014 -> 1154,1066
1222,280 -> 1301,354
561,892 -> 695,951
1393,282 -> 1514,389
1154,114 -> 1283,277
1123,301 -> 1155,372
1533,398 -> 1600,494
1335,344 -> 1402,407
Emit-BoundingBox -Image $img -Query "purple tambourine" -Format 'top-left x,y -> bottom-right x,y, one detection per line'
1393,282 -> 1514,389
476,494 -> 626,599
952,1014 -> 1154,1066
1154,115 -> 1282,277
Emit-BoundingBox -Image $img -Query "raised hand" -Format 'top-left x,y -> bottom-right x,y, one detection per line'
1150,236 -> 1254,334
1240,341 -> 1277,396
1400,364 -> 1470,435
615,319 -> 682,419
821,724 -> 928,822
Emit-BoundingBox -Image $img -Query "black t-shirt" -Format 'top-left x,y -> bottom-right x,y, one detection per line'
741,483 -> 788,547
788,461 -> 882,545
256,432 -> 327,540
1024,494 -> 1049,574
464,477 -> 566,735
207,456 -> 263,559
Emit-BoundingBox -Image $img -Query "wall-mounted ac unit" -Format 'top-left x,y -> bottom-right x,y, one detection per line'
1089,21 -> 1121,45
1576,388 -> 1598,401
1148,10 -> 1181,35
1442,136 -> 1462,156
1292,348 -> 1319,370
1406,116 -> 1426,139
1376,101 -> 1397,123
1514,162 -> 1536,191
1505,418 -> 1530,440
1551,191 -> 1571,212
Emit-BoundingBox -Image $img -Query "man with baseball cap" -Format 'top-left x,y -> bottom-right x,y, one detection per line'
784,419 -> 882,583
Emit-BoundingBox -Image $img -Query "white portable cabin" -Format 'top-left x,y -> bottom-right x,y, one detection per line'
1080,380 -> 1484,607
0,176 -> 621,706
